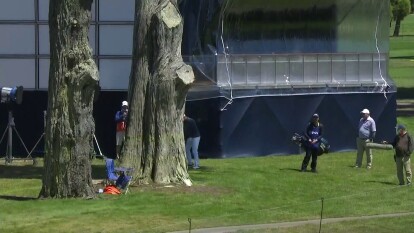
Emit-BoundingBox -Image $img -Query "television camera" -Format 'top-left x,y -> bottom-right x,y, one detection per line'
0,86 -> 36,164
1,86 -> 23,105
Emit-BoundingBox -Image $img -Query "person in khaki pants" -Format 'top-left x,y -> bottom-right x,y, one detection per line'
355,109 -> 376,169
384,125 -> 413,186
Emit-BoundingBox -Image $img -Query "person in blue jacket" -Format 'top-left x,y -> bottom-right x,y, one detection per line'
115,101 -> 128,159
301,113 -> 323,173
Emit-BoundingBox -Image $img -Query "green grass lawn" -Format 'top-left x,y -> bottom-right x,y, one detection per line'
389,14 -> 414,88
1,120 -> 414,233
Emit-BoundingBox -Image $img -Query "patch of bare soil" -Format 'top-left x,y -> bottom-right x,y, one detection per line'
134,183 -> 233,196
93,180 -> 232,196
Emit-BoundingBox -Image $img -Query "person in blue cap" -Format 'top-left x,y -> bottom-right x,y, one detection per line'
384,124 -> 413,186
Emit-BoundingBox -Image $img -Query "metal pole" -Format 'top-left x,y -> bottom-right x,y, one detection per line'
188,218 -> 192,233
93,134 -> 104,158
319,197 -> 324,233
7,111 -> 14,163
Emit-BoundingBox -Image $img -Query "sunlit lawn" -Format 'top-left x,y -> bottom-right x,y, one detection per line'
1,125 -> 414,233
389,14 -> 414,88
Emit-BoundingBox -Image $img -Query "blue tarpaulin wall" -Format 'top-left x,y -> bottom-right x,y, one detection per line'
186,92 -> 397,158
0,91 -> 397,159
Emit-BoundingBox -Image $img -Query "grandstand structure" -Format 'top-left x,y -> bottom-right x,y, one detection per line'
0,0 -> 396,158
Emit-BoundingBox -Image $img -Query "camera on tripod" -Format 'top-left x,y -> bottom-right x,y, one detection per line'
1,86 -> 23,105
0,86 -> 35,164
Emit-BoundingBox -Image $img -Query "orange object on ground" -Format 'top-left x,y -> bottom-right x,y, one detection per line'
103,185 -> 121,195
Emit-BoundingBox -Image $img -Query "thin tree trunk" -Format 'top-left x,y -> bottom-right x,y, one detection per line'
122,0 -> 194,185
393,18 -> 401,36
39,0 -> 99,198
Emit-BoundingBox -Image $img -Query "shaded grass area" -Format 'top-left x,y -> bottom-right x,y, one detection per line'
396,88 -> 414,99
1,141 -> 414,233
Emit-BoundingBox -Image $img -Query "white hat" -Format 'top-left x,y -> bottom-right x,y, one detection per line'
361,109 -> 370,114
122,101 -> 128,107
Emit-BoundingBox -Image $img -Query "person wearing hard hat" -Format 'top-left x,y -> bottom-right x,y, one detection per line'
355,108 -> 376,169
115,101 -> 128,159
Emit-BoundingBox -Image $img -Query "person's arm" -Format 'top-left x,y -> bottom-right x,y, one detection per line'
316,124 -> 323,141
122,110 -> 128,122
115,111 -> 123,122
370,119 -> 376,140
371,131 -> 376,141
391,135 -> 398,148
305,124 -> 312,140
183,119 -> 189,140
191,118 -> 200,137
408,134 -> 413,155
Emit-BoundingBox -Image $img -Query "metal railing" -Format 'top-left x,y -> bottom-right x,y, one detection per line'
212,53 -> 389,88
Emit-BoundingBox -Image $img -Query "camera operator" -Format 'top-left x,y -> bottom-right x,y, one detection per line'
115,101 -> 128,159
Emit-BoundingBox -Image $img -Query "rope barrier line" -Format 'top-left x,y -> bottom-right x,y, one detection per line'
145,184 -> 413,232
165,212 -> 414,233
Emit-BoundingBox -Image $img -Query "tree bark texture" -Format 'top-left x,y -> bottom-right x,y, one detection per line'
122,0 -> 194,185
39,0 -> 99,198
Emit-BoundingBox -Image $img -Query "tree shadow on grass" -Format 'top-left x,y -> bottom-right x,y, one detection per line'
188,166 -> 215,172
279,168 -> 302,172
366,180 -> 396,186
397,88 -> 414,99
0,195 -> 37,201
0,164 -> 43,179
0,162 -> 108,180
390,55 -> 414,59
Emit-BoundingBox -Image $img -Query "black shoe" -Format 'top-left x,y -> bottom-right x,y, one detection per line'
311,169 -> 318,173
300,168 -> 306,172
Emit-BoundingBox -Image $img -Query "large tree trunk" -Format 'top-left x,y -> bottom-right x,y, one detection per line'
122,0 -> 194,185
393,17 -> 401,36
39,0 -> 99,198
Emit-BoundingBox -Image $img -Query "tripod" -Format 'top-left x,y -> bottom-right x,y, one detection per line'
0,110 -> 35,164
93,134 -> 104,158
29,110 -> 104,160
27,111 -> 48,165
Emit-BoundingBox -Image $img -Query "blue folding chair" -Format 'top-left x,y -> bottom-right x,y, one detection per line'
105,158 -> 119,184
105,158 -> 133,193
